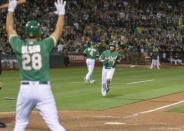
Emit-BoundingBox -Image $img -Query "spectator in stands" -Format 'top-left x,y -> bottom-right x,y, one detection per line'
57,42 -> 65,54
63,48 -> 70,67
0,0 -> 184,65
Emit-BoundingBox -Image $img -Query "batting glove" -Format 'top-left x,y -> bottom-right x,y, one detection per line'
54,0 -> 66,16
8,0 -> 17,12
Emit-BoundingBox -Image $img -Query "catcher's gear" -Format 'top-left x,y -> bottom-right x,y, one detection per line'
25,20 -> 42,38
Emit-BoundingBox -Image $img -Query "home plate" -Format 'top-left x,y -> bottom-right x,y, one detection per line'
104,122 -> 125,125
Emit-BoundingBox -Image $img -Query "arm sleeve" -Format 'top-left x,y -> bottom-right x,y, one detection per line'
116,53 -> 122,63
9,35 -> 24,52
83,48 -> 87,57
42,37 -> 55,53
96,49 -> 100,58
83,48 -> 87,54
99,52 -> 105,62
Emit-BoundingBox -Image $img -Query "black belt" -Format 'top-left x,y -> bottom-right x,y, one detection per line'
21,81 -> 48,85
105,67 -> 114,69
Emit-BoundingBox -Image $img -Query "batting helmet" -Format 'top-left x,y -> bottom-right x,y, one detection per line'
109,41 -> 116,51
109,41 -> 116,48
25,20 -> 42,38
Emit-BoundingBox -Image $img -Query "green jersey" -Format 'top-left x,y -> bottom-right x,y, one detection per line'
83,47 -> 99,59
9,36 -> 54,82
151,51 -> 159,59
99,50 -> 121,69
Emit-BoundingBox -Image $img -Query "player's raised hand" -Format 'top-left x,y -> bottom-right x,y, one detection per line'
8,0 -> 17,12
54,0 -> 66,16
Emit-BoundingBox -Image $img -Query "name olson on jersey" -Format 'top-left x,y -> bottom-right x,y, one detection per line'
21,45 -> 42,71
22,45 -> 41,54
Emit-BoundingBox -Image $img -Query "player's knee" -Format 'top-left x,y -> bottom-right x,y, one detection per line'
89,70 -> 93,74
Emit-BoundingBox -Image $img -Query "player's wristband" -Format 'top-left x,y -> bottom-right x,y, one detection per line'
8,8 -> 15,12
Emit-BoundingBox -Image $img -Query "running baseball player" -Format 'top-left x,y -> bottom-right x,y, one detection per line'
99,42 -> 121,96
6,0 -> 66,131
83,42 -> 99,84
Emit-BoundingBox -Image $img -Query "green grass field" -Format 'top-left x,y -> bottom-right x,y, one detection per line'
168,105 -> 184,113
0,66 -> 184,112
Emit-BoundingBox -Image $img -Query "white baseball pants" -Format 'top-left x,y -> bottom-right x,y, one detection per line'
85,58 -> 95,81
150,59 -> 160,69
13,81 -> 65,131
101,67 -> 115,96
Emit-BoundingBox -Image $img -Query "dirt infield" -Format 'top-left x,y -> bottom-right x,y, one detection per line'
1,92 -> 184,131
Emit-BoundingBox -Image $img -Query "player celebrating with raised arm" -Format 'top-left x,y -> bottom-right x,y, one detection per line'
83,42 -> 99,84
99,42 -> 121,96
6,0 -> 66,131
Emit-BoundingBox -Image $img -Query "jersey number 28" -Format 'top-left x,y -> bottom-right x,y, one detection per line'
22,53 -> 42,70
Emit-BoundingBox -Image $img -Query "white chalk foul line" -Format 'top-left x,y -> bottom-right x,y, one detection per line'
125,100 -> 184,118
70,79 -> 155,85
104,122 -> 126,125
4,97 -> 16,100
126,79 -> 155,85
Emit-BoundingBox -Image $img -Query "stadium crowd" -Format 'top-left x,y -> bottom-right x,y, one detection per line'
0,0 -> 184,64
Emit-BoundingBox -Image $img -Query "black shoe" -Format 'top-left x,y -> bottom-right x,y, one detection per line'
0,82 -> 3,90
107,80 -> 111,92
0,122 -> 6,128
106,86 -> 110,92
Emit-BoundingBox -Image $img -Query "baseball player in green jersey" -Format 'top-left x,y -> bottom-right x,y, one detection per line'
6,0 -> 66,131
99,43 -> 121,96
83,42 -> 99,84
150,46 -> 160,70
